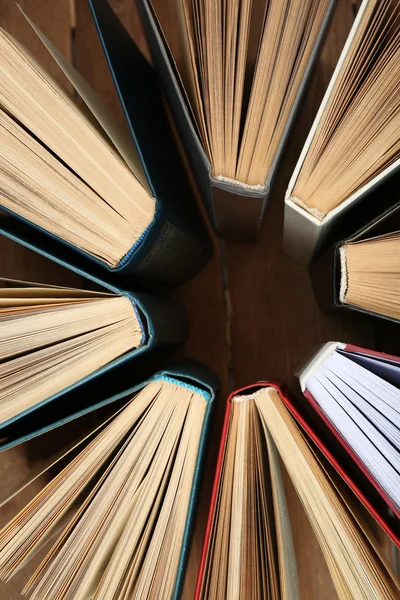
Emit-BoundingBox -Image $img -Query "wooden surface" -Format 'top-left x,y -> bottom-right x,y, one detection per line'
0,1 -> 397,598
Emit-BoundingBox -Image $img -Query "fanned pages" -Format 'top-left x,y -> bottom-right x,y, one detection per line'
0,278 -> 144,426
290,0 -> 400,216
300,343 -> 400,517
0,3 -> 212,285
20,9 -> 149,190
284,0 -> 400,264
196,388 -> 299,600
172,0 -> 331,185
140,0 -> 334,238
255,386 -> 399,600
0,21 -> 155,268
340,233 -> 400,320
0,377 -> 210,600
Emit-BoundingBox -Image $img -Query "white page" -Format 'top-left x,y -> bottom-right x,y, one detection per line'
319,366 -> 400,448
340,349 -> 400,388
311,371 -> 400,470
324,355 -> 400,431
307,374 -> 400,509
333,352 -> 400,413
306,352 -> 400,510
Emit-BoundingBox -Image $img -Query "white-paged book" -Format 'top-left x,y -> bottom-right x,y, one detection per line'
283,0 -> 400,265
299,341 -> 400,517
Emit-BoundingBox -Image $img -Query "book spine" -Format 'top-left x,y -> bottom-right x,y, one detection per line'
160,361 -> 219,397
283,199 -> 326,264
133,292 -> 188,350
210,183 -> 265,242
120,217 -> 212,285
89,0 -> 211,284
310,244 -> 340,312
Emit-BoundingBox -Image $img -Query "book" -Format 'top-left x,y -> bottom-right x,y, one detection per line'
0,3 -> 211,287
195,384 -> 299,600
311,202 -> 400,323
0,363 -> 217,600
284,0 -> 400,265
137,0 -> 336,241
0,277 -> 187,450
196,382 -> 399,600
297,342 -> 400,545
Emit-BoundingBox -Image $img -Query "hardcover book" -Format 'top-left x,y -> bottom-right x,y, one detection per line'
311,202 -> 400,323
297,342 -> 400,547
0,1 -> 211,287
138,0 -> 336,241
195,383 -> 299,600
0,277 -> 187,451
0,363 -> 217,600
196,381 -> 399,600
284,0 -> 400,264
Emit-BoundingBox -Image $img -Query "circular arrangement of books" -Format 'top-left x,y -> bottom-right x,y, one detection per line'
0,1 -> 398,599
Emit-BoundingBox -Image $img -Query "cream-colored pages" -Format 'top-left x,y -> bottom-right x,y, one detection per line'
290,0 -> 400,219
255,387 -> 400,600
171,0 -> 331,185
0,378 -> 207,600
340,232 -> 400,320
0,24 -> 156,267
197,391 -> 298,600
0,280 -> 142,425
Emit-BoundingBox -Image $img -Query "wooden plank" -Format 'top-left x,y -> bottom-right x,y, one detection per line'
170,245 -> 230,596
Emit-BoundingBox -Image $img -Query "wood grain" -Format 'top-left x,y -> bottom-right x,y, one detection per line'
0,1 -> 397,599
0,0 -> 73,87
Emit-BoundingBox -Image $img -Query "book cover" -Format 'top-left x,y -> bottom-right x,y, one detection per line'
296,341 -> 400,546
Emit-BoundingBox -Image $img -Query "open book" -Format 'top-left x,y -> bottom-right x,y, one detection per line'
196,383 -> 400,600
195,385 -> 299,600
299,342 -> 400,525
0,278 -> 186,440
0,367 -> 216,600
138,0 -> 335,240
284,0 -> 400,264
0,2 -> 210,285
